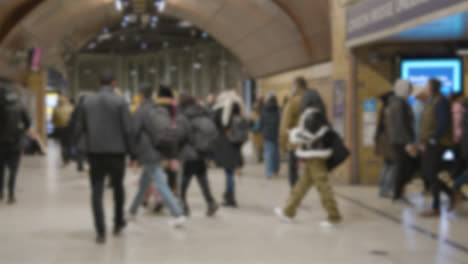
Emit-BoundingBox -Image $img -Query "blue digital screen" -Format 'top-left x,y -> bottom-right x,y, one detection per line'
401,58 -> 462,96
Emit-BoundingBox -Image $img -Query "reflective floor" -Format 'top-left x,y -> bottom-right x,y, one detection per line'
1,144 -> 468,264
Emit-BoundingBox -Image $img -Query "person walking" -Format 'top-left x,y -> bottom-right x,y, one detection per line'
178,95 -> 219,217
68,95 -> 87,172
0,85 -> 31,204
251,95 -> 264,163
280,77 -> 326,188
375,91 -> 395,198
387,80 -> 416,204
275,88 -> 342,227
74,69 -> 134,243
212,90 -> 248,207
260,92 -> 281,179
128,83 -> 186,227
155,86 -> 180,194
52,95 -> 74,166
419,79 -> 454,217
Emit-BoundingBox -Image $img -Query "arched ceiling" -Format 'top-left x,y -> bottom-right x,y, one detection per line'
0,0 -> 331,80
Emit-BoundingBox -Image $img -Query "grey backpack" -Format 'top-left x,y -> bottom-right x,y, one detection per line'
144,106 -> 180,150
227,116 -> 249,144
190,115 -> 219,153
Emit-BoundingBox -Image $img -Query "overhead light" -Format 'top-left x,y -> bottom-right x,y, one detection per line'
193,62 -> 202,70
155,0 -> 166,12
87,42 -> 96,50
456,48 -> 468,56
115,0 -> 123,11
179,20 -> 193,28
97,33 -> 112,42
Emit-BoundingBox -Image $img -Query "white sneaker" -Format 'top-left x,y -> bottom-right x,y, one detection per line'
274,207 -> 293,223
319,220 -> 340,228
168,216 -> 186,228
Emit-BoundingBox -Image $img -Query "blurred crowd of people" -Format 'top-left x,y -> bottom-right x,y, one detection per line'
1,70 -> 349,244
375,78 -> 468,217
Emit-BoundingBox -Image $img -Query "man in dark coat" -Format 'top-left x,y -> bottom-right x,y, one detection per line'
260,93 -> 281,178
75,69 -> 134,243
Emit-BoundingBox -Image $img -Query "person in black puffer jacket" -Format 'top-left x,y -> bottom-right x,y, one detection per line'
178,94 -> 219,217
260,93 -> 281,178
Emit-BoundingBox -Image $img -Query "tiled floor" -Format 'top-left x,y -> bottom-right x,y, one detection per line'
0,144 -> 468,264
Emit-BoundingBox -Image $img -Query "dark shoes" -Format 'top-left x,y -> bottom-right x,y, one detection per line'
96,234 -> 106,244
7,197 -> 16,205
182,203 -> 191,217
153,203 -> 164,214
113,220 -> 127,236
207,202 -> 219,217
223,193 -> 238,208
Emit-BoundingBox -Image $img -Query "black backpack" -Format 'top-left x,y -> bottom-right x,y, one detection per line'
227,116 -> 249,144
144,105 -> 185,151
189,115 -> 219,153
0,92 -> 25,144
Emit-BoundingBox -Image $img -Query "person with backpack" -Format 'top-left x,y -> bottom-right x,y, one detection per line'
280,77 -> 326,188
0,85 -> 31,204
275,88 -> 343,227
155,86 -> 180,195
129,83 -> 186,227
260,92 -> 281,179
212,90 -> 248,207
178,94 -> 219,217
52,95 -> 74,167
74,69 -> 134,243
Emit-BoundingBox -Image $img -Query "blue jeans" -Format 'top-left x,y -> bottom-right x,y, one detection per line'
379,160 -> 394,197
289,151 -> 299,187
225,169 -> 235,194
454,171 -> 468,190
130,164 -> 183,217
264,140 -> 280,178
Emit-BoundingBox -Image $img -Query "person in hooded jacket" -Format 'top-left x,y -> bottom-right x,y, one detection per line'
275,89 -> 342,227
155,85 -> 180,194
129,83 -> 186,228
0,85 -> 31,204
387,79 -> 416,204
212,90 -> 246,207
178,94 -> 219,217
260,92 -> 281,178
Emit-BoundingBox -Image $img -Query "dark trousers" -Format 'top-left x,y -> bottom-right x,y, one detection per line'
88,154 -> 126,236
289,151 -> 299,187
55,127 -> 71,163
0,151 -> 21,199
392,145 -> 414,200
421,145 -> 453,210
181,160 -> 215,205
165,169 -> 178,194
